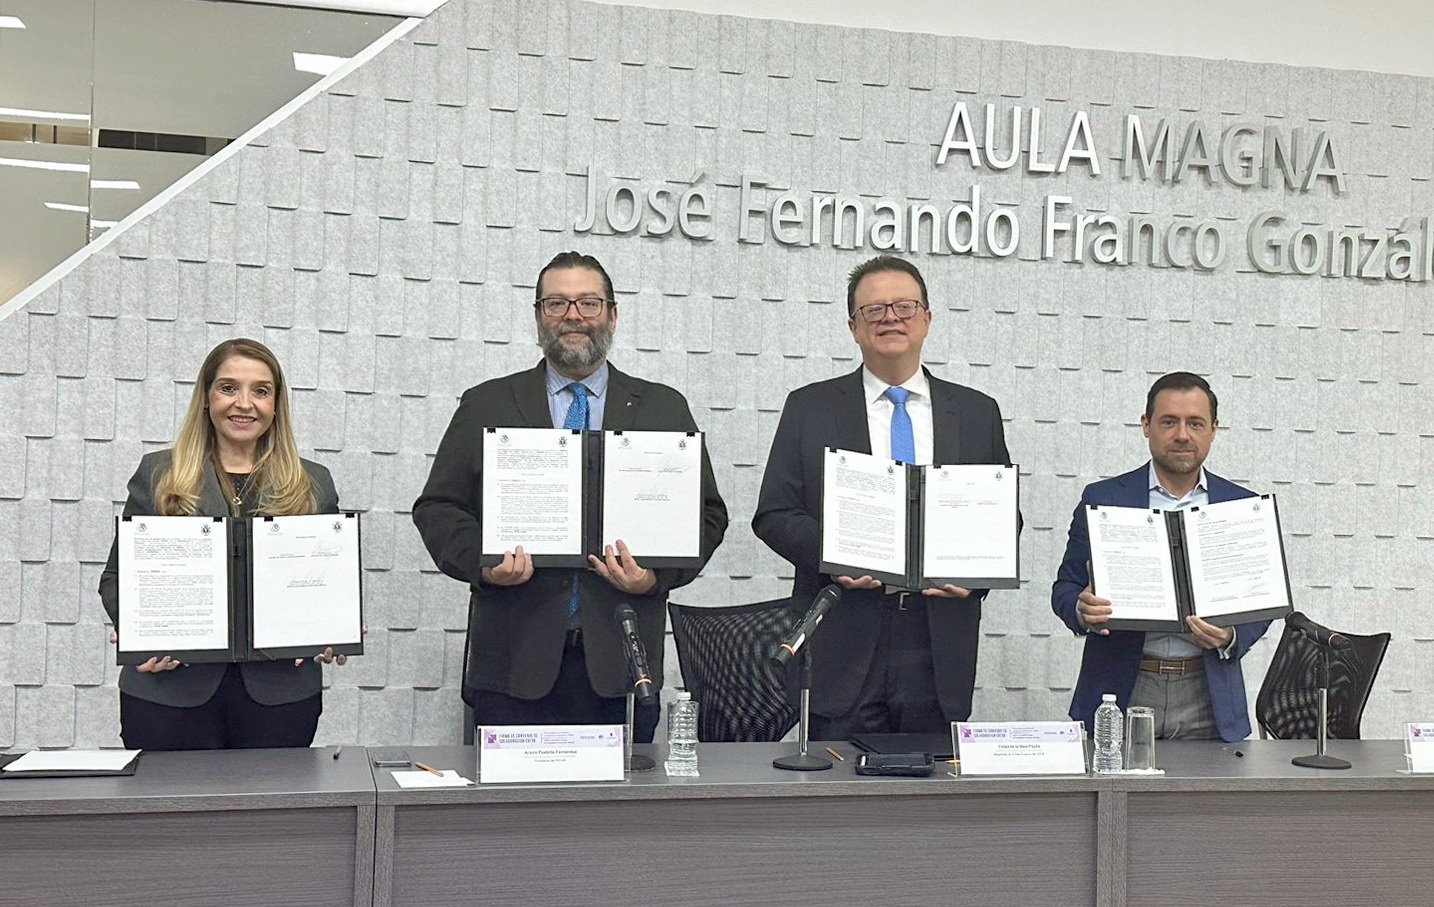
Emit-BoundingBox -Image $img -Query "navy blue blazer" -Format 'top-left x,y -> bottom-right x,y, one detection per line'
1051,463 -> 1270,742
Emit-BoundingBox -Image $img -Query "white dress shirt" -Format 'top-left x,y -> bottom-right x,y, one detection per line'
862,366 -> 934,465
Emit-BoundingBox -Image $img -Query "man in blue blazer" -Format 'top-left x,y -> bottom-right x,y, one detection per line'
1052,372 -> 1270,742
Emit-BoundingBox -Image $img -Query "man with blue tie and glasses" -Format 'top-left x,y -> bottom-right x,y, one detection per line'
414,251 -> 728,742
754,256 -> 1015,738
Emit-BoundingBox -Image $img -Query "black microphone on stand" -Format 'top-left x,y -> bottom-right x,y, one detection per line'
772,584 -> 842,667
614,603 -> 657,772
772,585 -> 842,772
1285,611 -> 1352,651
615,604 -> 658,706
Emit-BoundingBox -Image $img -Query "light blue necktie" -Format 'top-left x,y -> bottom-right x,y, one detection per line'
562,383 -> 589,622
886,386 -> 915,464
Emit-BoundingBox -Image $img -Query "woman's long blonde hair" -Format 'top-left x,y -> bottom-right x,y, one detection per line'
154,338 -> 315,516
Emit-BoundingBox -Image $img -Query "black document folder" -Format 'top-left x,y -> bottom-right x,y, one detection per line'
819,450 -> 1020,592
116,512 -> 364,665
479,427 -> 705,570
1091,494 -> 1294,633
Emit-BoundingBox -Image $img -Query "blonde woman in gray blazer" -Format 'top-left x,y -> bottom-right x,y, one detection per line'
99,338 -> 347,750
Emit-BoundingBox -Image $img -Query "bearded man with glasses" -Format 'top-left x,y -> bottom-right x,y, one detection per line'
414,251 -> 728,741
753,255 -> 1016,739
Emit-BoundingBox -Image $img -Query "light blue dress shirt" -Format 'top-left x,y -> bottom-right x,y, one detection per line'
546,363 -> 609,430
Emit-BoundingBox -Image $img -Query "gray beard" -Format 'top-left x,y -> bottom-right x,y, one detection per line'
539,320 -> 613,372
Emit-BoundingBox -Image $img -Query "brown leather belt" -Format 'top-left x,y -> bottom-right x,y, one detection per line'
1139,656 -> 1203,675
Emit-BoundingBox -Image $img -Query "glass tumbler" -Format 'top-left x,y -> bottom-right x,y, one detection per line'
1125,706 -> 1156,771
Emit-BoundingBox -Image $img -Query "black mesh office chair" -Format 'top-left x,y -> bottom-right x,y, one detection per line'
1255,621 -> 1390,740
668,598 -> 801,743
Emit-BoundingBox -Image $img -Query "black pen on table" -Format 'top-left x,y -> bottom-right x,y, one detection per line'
333,746 -> 343,760
1221,745 -> 1243,758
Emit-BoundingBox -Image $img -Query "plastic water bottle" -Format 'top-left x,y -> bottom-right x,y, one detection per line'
665,689 -> 699,776
1093,693 -> 1124,773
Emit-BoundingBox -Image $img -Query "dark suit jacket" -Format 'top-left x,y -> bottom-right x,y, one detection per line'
1051,463 -> 1271,742
751,366 -> 1013,721
98,449 -> 340,707
411,361 -> 728,705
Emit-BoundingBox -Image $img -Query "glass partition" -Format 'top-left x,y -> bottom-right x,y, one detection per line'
0,0 -> 401,302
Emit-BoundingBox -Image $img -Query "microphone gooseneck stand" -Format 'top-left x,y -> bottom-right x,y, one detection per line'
625,692 -> 656,773
1291,644 -> 1351,770
773,646 -> 832,772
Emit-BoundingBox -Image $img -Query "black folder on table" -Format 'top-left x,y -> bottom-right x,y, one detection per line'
0,751 -> 141,779
849,733 -> 954,760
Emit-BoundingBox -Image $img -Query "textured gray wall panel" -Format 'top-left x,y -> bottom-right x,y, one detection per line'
1,0 -> 1431,747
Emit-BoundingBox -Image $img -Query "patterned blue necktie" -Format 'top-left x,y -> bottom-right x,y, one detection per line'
886,386 -> 915,464
563,382 -> 590,431
562,383 -> 589,623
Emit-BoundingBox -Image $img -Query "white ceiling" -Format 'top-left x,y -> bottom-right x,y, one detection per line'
589,0 -> 1434,79
0,0 -> 401,302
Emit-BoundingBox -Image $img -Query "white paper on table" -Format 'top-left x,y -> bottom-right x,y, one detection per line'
250,513 -> 363,649
481,427 -> 584,556
391,769 -> 473,788
601,431 -> 702,558
921,464 -> 1018,582
117,516 -> 230,654
1087,505 -> 1180,622
821,449 -> 907,578
1184,496 -> 1290,619
2,750 -> 140,773
955,722 -> 1087,775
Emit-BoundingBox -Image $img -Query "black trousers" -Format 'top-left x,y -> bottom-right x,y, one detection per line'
119,663 -> 323,750
810,597 -> 946,739
471,633 -> 662,744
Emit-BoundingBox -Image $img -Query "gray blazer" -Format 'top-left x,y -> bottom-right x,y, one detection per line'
98,449 -> 340,707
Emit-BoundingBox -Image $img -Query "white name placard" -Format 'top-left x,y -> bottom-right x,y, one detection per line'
1405,723 -> 1434,773
956,721 -> 1088,776
478,724 -> 626,784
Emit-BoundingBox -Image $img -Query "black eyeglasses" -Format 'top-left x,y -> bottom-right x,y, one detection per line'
537,296 -> 612,317
852,300 -> 926,323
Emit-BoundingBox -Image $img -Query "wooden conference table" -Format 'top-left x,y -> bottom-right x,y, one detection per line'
0,746 -> 376,907
2,740 -> 1430,906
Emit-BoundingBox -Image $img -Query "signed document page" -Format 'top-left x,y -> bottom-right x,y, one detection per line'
1184,496 -> 1291,620
601,430 -> 703,559
251,513 -> 363,650
921,464 -> 1019,587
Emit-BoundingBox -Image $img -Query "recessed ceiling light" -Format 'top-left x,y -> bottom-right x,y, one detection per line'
0,16 -> 26,29
0,106 -> 90,122
90,179 -> 141,190
293,52 -> 349,76
0,157 -> 89,173
45,202 -> 89,213
91,219 -> 119,229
